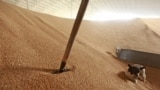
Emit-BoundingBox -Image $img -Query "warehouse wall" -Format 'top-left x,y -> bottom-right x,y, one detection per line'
3,0 -> 160,21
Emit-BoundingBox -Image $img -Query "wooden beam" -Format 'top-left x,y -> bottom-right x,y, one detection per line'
59,0 -> 89,72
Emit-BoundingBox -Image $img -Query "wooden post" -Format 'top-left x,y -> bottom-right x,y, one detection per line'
27,0 -> 29,9
59,0 -> 89,72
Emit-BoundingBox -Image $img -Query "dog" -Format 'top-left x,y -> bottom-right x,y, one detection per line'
125,64 -> 146,83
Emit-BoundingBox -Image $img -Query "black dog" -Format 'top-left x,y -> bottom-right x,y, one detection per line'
125,64 -> 146,83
